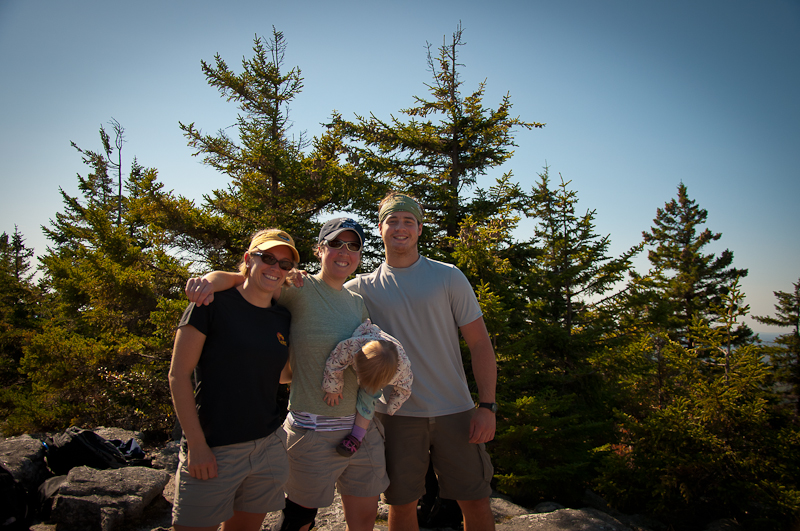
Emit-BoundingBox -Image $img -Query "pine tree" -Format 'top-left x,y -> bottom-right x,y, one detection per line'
157,28 -> 368,270
0,227 -> 44,390
640,182 -> 748,348
596,279 -> 799,530
448,172 -> 537,347
3,227 -> 35,282
10,124 -> 188,434
524,170 -> 639,348
334,23 -> 543,259
492,169 -> 640,505
755,278 -> 800,412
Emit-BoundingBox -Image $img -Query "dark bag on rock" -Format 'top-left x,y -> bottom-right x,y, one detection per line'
108,437 -> 152,467
0,463 -> 29,530
43,426 -> 129,476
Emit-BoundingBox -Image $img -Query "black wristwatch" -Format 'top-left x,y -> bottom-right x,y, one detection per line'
477,402 -> 498,414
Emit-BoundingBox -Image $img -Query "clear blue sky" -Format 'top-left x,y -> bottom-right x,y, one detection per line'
1,0 -> 798,334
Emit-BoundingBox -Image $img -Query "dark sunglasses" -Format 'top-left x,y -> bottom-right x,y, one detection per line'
251,251 -> 294,271
325,239 -> 361,252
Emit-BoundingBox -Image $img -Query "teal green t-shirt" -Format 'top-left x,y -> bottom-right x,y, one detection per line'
279,275 -> 369,416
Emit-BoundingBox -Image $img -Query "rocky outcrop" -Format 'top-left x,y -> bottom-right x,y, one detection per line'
48,466 -> 170,531
2,428 -> 742,531
0,434 -> 50,493
206,493 -> 640,531
497,508 -> 631,531
1,429 -> 176,531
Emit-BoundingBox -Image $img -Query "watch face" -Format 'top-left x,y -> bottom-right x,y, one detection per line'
480,402 -> 497,413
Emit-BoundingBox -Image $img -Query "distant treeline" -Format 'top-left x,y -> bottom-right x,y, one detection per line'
1,26 -> 798,531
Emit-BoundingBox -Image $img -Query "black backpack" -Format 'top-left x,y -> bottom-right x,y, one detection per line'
43,427 -> 130,476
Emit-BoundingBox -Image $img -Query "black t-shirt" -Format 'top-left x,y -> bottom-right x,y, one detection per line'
178,287 -> 291,447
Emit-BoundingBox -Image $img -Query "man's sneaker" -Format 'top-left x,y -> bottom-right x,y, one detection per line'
336,434 -> 361,457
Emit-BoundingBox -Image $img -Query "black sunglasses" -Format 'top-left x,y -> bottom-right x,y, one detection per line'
325,239 -> 362,252
251,251 -> 294,271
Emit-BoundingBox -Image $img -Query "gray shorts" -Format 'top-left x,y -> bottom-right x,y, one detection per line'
283,416 -> 389,508
377,410 -> 493,505
172,429 -> 289,527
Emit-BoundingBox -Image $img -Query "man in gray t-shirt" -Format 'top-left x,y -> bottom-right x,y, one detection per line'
345,192 -> 498,531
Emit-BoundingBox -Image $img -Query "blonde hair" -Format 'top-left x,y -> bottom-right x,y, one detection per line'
354,340 -> 399,395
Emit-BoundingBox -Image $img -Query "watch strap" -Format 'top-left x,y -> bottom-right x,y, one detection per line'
478,402 -> 497,413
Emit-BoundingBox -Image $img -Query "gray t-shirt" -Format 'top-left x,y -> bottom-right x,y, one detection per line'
346,256 -> 482,417
280,275 -> 369,416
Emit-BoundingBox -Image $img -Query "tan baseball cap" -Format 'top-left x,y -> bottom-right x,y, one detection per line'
249,229 -> 300,262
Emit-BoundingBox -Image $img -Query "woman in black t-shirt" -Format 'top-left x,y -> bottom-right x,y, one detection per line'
169,229 -> 299,531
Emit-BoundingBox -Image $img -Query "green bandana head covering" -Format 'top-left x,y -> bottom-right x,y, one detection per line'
379,194 -> 423,224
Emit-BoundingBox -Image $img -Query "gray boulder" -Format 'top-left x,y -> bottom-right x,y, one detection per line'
0,434 -> 49,492
92,427 -> 144,444
532,501 -> 565,514
49,466 -> 170,531
492,494 -> 533,520
148,440 -> 180,472
496,508 -> 632,531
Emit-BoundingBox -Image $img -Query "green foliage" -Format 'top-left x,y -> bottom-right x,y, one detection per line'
449,173 -> 536,348
491,171 -> 639,505
0,227 -> 47,422
163,28 -> 374,271
8,25 -> 800,530
523,169 -> 640,345
591,332 -> 690,417
335,23 -> 543,259
0,228 -> 42,375
4,124 -> 188,435
639,182 -> 749,347
501,169 -> 639,406
493,391 -> 608,506
755,278 -> 800,413
596,280 -> 800,530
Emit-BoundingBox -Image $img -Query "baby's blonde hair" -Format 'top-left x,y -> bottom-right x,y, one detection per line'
355,340 -> 399,395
